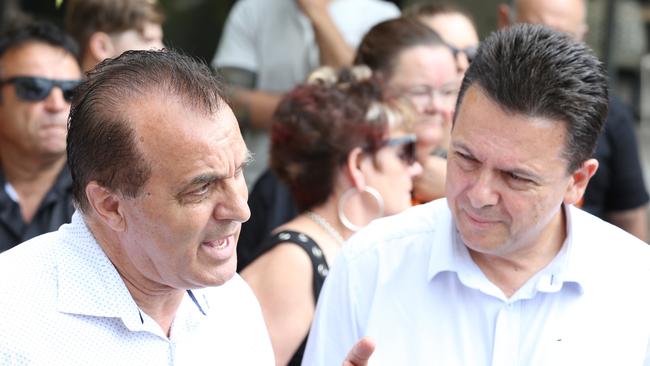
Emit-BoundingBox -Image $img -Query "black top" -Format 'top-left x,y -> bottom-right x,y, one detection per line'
252,230 -> 329,366
582,96 -> 649,217
0,166 -> 74,252
237,169 -> 298,271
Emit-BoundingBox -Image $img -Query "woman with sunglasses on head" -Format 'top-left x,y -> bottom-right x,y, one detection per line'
355,16 -> 460,203
240,65 -> 421,366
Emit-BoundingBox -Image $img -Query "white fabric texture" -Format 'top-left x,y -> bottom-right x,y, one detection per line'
212,0 -> 399,187
302,198 -> 650,366
0,212 -> 274,365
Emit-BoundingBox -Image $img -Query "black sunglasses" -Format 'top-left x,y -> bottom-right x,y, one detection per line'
382,134 -> 417,166
0,76 -> 81,102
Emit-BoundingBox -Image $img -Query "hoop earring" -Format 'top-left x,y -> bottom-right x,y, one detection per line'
337,186 -> 384,232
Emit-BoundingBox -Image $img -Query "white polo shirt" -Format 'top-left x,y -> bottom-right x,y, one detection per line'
302,198 -> 650,366
0,212 -> 274,365
213,0 -> 399,188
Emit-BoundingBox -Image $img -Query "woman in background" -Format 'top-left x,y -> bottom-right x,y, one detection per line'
241,66 -> 421,365
355,16 -> 460,202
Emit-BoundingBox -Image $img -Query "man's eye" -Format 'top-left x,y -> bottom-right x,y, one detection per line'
190,183 -> 211,196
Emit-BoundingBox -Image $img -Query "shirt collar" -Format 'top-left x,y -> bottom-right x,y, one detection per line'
426,202 -> 587,295
56,212 -> 209,333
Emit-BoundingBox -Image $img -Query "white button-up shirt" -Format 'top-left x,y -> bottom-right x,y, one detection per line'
302,199 -> 650,366
0,212 -> 274,365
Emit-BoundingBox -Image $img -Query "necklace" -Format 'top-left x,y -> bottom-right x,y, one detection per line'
306,210 -> 346,246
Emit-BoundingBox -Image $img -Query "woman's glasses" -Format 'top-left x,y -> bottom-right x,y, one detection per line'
0,76 -> 81,103
382,134 -> 417,166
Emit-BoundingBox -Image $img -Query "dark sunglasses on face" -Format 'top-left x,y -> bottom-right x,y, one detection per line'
0,76 -> 81,103
382,134 -> 417,166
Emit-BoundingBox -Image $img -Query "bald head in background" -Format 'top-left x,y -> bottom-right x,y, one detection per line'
498,0 -> 588,41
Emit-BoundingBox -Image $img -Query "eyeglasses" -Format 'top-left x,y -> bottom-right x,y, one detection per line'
402,83 -> 459,109
447,44 -> 478,64
0,76 -> 81,103
382,134 -> 417,166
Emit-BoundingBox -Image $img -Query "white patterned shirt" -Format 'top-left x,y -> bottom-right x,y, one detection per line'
0,212 -> 274,365
302,199 -> 650,366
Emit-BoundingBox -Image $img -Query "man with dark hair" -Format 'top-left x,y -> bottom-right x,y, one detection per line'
498,0 -> 650,241
64,0 -> 164,72
0,48 -> 375,366
0,21 -> 82,252
303,24 -> 650,365
0,49 -> 273,363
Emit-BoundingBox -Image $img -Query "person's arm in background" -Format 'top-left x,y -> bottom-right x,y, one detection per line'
218,67 -> 282,131
602,96 -> 649,242
608,206 -> 648,242
297,0 -> 354,67
212,1 -> 282,131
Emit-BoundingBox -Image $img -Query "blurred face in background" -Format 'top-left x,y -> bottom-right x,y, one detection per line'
0,42 -> 81,160
388,45 -> 459,157
421,12 -> 480,75
364,129 -> 422,215
505,0 -> 587,41
110,21 -> 164,56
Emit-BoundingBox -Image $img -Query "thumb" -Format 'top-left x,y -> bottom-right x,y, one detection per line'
342,337 -> 375,366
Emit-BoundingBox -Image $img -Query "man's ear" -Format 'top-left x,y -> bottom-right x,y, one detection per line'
87,32 -> 115,63
497,3 -> 513,29
564,158 -> 598,205
343,147 -> 367,191
85,181 -> 126,232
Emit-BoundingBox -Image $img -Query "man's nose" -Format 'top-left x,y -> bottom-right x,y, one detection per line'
42,87 -> 68,112
212,179 -> 251,224
466,171 -> 499,208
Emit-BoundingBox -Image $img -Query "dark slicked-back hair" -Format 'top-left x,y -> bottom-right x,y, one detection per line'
354,17 -> 447,80
67,49 -> 226,213
0,20 -> 79,62
457,24 -> 608,172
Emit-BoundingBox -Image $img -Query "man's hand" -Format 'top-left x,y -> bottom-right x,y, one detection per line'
342,337 -> 375,366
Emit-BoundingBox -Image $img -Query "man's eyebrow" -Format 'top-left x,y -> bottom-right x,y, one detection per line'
175,174 -> 221,196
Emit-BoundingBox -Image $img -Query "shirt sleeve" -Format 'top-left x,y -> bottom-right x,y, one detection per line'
211,0 -> 259,72
302,252 -> 362,366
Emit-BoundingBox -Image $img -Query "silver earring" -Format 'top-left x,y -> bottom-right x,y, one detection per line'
337,186 -> 384,232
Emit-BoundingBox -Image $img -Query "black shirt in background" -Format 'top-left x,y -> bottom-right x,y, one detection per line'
0,165 -> 75,252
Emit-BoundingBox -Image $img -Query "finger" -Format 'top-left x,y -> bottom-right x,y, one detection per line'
342,337 -> 375,366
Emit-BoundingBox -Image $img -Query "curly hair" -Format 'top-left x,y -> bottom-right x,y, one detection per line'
271,66 -> 414,211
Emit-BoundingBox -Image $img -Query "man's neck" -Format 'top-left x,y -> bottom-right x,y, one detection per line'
2,153 -> 67,223
89,219 -> 185,337
469,209 -> 567,298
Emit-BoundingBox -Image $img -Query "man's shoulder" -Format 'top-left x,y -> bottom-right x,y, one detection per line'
571,205 -> 650,267
344,199 -> 451,261
0,231 -> 60,277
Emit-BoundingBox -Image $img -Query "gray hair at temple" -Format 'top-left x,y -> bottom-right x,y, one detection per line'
456,23 -> 608,172
67,49 -> 227,213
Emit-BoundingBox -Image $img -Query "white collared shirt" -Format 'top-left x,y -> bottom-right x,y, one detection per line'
302,199 -> 650,366
0,212 -> 274,365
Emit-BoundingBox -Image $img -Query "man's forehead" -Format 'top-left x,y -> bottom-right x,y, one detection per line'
0,42 -> 79,74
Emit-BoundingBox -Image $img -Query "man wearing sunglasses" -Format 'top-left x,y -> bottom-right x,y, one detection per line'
0,21 -> 82,253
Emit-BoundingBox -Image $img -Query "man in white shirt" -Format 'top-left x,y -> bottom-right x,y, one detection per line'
303,24 -> 650,365
0,50 -> 272,364
213,0 -> 399,188
0,48 -> 376,366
